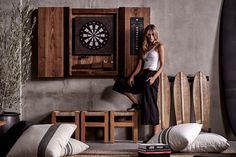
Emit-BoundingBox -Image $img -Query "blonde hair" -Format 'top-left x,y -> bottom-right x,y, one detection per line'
141,24 -> 160,55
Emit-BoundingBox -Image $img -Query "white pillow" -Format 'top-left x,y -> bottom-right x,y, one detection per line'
181,132 -> 230,153
7,123 -> 76,157
61,138 -> 89,156
147,123 -> 202,151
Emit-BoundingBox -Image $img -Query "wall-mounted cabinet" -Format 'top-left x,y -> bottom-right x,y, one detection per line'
69,9 -> 118,77
38,7 -> 65,77
37,7 -> 150,78
118,7 -> 150,77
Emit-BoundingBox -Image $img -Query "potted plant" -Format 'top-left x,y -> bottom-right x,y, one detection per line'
0,0 -> 35,135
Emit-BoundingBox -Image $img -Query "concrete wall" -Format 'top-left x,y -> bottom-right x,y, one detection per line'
1,0 -> 226,138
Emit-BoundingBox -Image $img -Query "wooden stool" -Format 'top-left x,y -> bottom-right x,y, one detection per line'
51,111 -> 80,140
81,111 -> 109,143
110,111 -> 138,143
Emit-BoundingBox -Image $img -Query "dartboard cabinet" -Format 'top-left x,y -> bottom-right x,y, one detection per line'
37,7 -> 150,78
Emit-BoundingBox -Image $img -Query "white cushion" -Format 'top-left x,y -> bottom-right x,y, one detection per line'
181,132 -> 230,153
147,123 -> 202,151
7,123 -> 76,157
61,138 -> 89,156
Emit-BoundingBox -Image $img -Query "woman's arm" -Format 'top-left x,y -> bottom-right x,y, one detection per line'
147,44 -> 165,85
128,58 -> 143,86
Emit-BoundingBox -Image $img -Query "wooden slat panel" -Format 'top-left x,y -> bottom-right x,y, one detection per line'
157,72 -> 171,129
52,111 -> 79,116
51,111 -> 57,124
119,7 -> 150,77
133,111 -> 138,143
104,112 -> 109,143
81,111 -> 86,142
85,122 -> 106,127
69,8 -> 72,76
38,7 -> 64,77
113,111 -> 136,116
193,71 -> 210,130
72,8 -> 118,15
75,111 -> 80,140
83,111 -> 108,116
71,70 -> 118,78
174,72 -> 191,124
113,122 -> 134,127
110,111 -> 115,143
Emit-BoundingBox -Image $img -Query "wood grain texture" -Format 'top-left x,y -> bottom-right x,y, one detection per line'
81,111 -> 109,143
69,8 -> 73,76
38,7 -> 64,77
51,111 -> 80,140
109,111 -> 138,143
173,72 -> 191,124
157,72 -> 171,129
119,7 -> 150,77
193,71 -> 210,130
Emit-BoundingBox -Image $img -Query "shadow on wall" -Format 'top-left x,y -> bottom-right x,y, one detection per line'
100,86 -> 117,103
34,113 -> 51,124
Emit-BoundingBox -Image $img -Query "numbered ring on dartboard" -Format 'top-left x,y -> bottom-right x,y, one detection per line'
79,21 -> 109,50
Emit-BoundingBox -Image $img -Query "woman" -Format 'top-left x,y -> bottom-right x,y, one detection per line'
113,24 -> 165,135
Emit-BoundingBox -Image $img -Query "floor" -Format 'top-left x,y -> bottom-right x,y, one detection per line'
73,140 -> 236,157
77,140 -> 139,156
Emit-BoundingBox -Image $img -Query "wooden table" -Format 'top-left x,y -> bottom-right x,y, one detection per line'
0,120 -> 6,126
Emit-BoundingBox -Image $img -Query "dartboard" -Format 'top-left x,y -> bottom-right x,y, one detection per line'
79,21 -> 109,50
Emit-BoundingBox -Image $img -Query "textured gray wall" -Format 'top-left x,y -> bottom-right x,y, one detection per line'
1,0 -> 225,137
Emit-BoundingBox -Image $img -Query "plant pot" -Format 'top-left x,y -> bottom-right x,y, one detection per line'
0,112 -> 20,136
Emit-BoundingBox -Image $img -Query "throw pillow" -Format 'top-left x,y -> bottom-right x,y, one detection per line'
181,132 -> 230,152
61,138 -> 89,156
7,123 -> 76,157
147,123 -> 202,151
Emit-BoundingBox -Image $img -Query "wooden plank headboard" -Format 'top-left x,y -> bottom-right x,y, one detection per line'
157,71 -> 210,131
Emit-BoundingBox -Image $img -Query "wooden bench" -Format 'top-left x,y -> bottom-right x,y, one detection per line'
51,111 -> 80,140
81,111 -> 109,143
110,111 -> 138,143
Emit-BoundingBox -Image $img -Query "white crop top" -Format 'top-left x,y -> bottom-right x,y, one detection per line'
142,47 -> 159,71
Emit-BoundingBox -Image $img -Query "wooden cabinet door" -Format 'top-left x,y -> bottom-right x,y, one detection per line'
118,7 -> 150,77
38,7 -> 64,77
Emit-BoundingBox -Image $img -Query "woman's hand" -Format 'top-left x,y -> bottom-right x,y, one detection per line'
128,76 -> 134,87
146,76 -> 156,85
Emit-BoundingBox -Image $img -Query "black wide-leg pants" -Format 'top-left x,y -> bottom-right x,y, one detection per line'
112,70 -> 159,125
